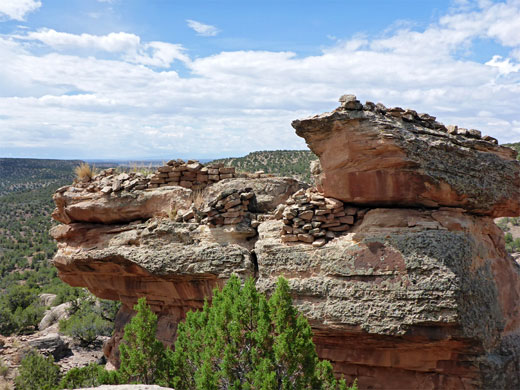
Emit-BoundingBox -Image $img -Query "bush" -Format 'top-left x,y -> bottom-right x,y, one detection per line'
0,285 -> 44,336
118,298 -> 169,385
170,276 -> 357,390
14,350 -> 60,390
59,363 -> 119,389
59,310 -> 112,346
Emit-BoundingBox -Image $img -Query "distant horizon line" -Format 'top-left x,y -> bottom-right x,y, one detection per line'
0,149 -> 314,163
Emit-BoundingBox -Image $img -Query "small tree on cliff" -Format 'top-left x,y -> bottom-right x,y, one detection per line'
118,297 -> 169,385
170,275 -> 357,390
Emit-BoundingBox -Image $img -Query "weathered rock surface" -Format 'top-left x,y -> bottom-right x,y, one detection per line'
292,96 -> 520,217
50,98 -> 520,389
255,210 -> 520,388
39,302 -> 71,331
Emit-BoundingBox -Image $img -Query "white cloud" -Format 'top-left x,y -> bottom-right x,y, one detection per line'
1,1 -> 520,159
15,29 -> 189,67
486,55 -> 520,74
0,0 -> 41,21
186,19 -> 220,37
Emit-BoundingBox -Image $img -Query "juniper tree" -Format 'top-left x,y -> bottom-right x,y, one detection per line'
118,297 -> 169,385
170,275 -> 357,390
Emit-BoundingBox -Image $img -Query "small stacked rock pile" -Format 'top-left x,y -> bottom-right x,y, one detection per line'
338,94 -> 498,144
148,160 -> 236,190
278,189 -> 365,247
67,168 -> 150,194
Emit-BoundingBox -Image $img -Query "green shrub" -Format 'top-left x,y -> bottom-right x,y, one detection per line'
0,289 -> 44,336
118,298 -> 169,385
13,302 -> 45,334
59,310 -> 112,346
59,363 -> 119,389
14,350 -> 60,390
170,275 -> 357,390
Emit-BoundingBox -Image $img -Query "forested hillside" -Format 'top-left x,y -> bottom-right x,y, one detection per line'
211,150 -> 318,183
0,158 -> 81,196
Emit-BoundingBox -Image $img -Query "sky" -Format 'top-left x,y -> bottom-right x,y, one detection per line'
0,0 -> 519,160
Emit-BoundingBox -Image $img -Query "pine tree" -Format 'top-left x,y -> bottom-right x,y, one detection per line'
170,275 -> 357,390
118,297 -> 169,385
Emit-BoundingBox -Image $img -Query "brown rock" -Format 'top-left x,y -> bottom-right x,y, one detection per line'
338,216 -> 354,224
297,233 -> 314,243
292,97 -> 520,217
299,210 -> 314,220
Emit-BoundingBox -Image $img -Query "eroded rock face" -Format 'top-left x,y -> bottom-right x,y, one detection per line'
51,98 -> 520,389
292,96 -> 520,217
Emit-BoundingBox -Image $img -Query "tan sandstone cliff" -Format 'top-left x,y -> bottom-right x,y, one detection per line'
51,96 -> 520,389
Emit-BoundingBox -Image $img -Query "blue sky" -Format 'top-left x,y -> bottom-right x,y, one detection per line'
0,0 -> 519,159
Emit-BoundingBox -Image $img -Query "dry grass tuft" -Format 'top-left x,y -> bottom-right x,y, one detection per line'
131,162 -> 154,175
190,190 -> 205,209
74,162 -> 94,182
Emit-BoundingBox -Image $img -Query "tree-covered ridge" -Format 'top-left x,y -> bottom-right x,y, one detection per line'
503,142 -> 520,161
0,158 -> 81,196
0,159 -> 101,336
211,150 -> 318,183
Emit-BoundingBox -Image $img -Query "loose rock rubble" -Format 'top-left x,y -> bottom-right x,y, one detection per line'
277,188 -> 365,246
58,168 -> 150,195
338,94 -> 497,143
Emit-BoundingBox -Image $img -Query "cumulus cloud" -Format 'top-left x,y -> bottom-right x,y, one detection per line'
0,0 -> 41,21
15,29 -> 189,67
1,0 -> 520,159
186,19 -> 220,37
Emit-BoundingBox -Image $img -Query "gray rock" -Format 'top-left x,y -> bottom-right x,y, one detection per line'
28,333 -> 71,360
39,302 -> 71,331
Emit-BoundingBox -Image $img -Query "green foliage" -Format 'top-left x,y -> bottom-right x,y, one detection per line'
118,298 -> 169,385
210,150 -> 318,183
14,350 -> 60,390
496,217 -> 520,254
0,361 -> 8,378
59,363 -> 119,389
59,298 -> 114,346
170,275 -> 357,390
0,284 -> 44,335
503,142 -> 520,161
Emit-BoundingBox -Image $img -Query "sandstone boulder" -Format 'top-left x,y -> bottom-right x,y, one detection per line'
292,96 -> 520,217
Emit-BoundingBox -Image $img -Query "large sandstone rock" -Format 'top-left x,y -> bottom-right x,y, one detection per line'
50,101 -> 520,389
255,211 -> 520,388
292,96 -> 520,217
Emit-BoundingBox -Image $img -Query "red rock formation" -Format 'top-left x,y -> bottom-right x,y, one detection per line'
292,95 -> 520,217
50,99 -> 520,389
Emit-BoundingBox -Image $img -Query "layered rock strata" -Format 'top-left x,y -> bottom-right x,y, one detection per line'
51,97 -> 520,389
292,95 -> 520,217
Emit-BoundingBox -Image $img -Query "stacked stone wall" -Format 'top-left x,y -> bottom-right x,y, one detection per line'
148,160 -> 236,190
278,188 -> 366,247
